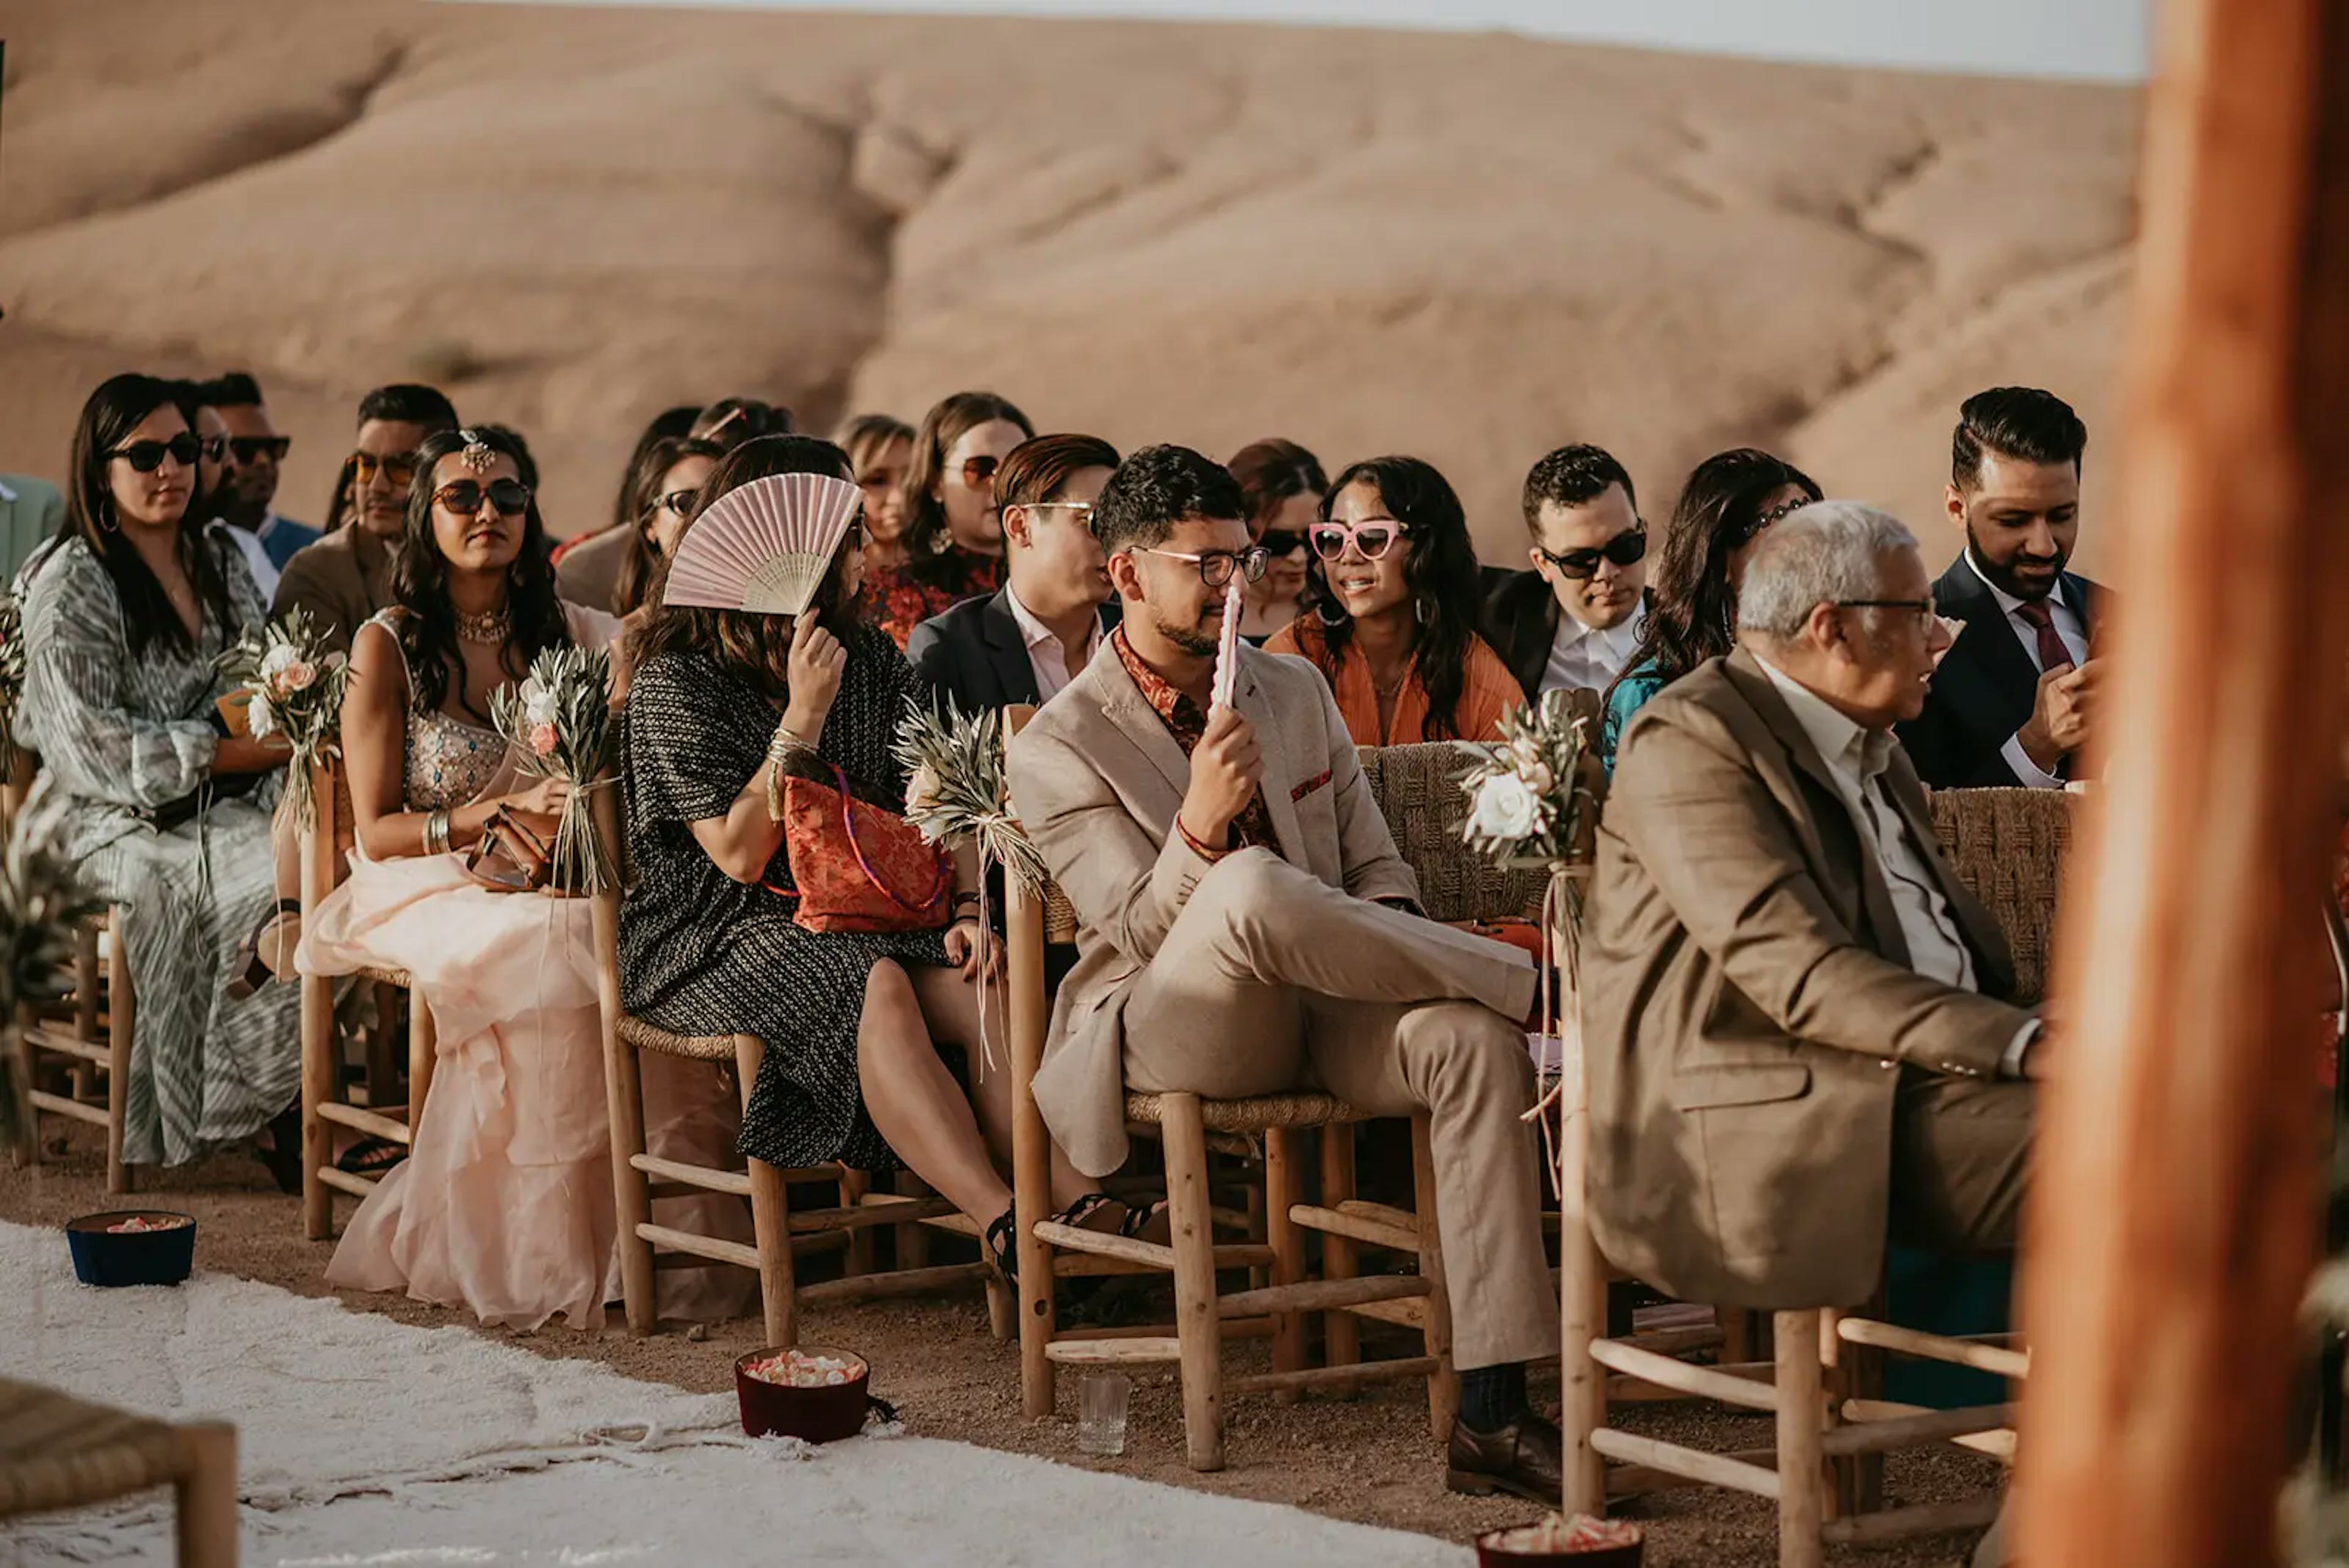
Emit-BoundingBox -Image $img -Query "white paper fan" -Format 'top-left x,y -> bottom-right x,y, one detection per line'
662,471 -> 863,617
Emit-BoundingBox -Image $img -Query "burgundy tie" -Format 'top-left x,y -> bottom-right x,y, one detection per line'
2012,599 -> 2074,675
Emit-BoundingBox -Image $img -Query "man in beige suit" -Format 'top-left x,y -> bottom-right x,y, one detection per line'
1586,501 -> 2039,1317
1009,445 -> 1560,1500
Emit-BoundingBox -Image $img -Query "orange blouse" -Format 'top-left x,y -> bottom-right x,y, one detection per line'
1262,618 -> 1522,748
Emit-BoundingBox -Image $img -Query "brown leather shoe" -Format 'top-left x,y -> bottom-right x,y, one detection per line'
1445,1413 -> 1565,1503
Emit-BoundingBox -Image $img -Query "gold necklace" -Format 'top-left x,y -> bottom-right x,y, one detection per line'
455,605 -> 513,645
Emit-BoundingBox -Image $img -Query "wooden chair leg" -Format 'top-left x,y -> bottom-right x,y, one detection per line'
104,910 -> 133,1195
1774,1308 -> 1827,1568
1320,1123 -> 1360,1371
896,1171 -> 933,1269
592,891 -> 656,1335
1244,1181 -> 1269,1291
1264,1126 -> 1308,1399
1008,877 -> 1058,1418
299,967 -> 335,1241
737,1035 -> 797,1350
405,984 -> 436,1129
1162,1092 -> 1226,1471
837,1169 -> 875,1277
1409,1111 -> 1458,1438
174,1421 -> 239,1568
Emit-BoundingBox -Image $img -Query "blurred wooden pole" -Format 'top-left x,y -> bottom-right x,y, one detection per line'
2014,1 -> 2349,1564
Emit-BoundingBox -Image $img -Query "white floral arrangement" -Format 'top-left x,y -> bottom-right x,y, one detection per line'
217,607 -> 349,830
892,698 -> 1047,896
489,645 -> 616,894
1453,687 -> 1600,870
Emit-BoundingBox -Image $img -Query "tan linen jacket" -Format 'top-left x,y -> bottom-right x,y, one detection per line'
1007,642 -> 1419,1176
272,524 -> 398,659
1584,647 -> 2030,1309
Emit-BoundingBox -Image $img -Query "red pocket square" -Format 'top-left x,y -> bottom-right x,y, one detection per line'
1290,770 -> 1333,802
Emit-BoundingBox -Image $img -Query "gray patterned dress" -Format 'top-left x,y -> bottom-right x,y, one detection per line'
20,530 -> 301,1165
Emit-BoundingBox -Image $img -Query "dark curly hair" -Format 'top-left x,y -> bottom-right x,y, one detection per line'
59,373 -> 240,658
1521,443 -> 1636,532
1297,456 -> 1484,741
633,434 -> 861,702
1090,444 -> 1247,556
1951,386 -> 2086,491
1606,447 -> 1820,704
392,426 -> 571,721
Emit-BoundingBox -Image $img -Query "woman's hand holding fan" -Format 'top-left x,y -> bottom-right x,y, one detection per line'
782,612 -> 847,738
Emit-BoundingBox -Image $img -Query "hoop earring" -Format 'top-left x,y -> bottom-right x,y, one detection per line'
98,496 -> 119,535
1416,593 -> 1436,625
1315,599 -> 1347,629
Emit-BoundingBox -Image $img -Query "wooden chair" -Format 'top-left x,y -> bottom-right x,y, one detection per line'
0,1377 -> 237,1567
1005,710 -> 1471,1471
17,910 -> 133,1192
1557,786 -> 2076,1567
588,790 -> 1005,1351
299,760 -> 436,1239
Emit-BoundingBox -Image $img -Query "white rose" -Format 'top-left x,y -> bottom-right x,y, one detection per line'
248,700 -> 276,740
905,764 -> 941,813
279,658 -> 316,694
259,644 -> 296,682
1520,759 -> 1554,795
522,680 -> 560,728
1468,773 -> 1538,842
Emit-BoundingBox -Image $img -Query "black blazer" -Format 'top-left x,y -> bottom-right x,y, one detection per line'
904,586 -> 1121,716
1481,565 -> 1563,701
1896,554 -> 2102,789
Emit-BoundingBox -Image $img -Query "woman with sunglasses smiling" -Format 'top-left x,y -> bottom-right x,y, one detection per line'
860,391 -> 1034,650
297,426 -> 743,1329
1600,447 -> 1822,769
1226,437 -> 1325,644
19,373 -> 303,1183
1264,455 -> 1521,747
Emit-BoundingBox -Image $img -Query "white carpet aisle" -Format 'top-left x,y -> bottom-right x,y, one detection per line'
0,1222 -> 1470,1566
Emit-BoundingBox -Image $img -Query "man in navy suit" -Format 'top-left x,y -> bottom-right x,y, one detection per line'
1898,387 -> 2101,790
907,433 -> 1122,715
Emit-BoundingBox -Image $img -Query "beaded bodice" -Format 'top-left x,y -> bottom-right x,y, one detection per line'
364,611 -> 508,812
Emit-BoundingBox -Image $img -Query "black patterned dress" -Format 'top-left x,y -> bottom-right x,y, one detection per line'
618,625 -> 951,1171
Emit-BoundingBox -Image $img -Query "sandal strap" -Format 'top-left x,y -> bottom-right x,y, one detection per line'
1118,1198 -> 1171,1241
1050,1193 -> 1119,1232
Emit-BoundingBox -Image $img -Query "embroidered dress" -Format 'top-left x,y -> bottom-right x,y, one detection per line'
620,625 -> 950,1172
302,606 -> 748,1329
859,545 -> 1002,650
19,532 -> 298,1167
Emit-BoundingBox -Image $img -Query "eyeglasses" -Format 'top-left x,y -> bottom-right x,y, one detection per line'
433,478 -> 533,517
197,434 -> 231,465
651,489 -> 698,519
1835,598 -> 1936,629
1258,528 -> 1308,558
958,455 -> 1002,489
1310,520 -> 1404,562
229,436 -> 291,464
1133,545 -> 1270,588
351,450 -> 420,488
1537,526 -> 1647,581
109,434 -> 202,472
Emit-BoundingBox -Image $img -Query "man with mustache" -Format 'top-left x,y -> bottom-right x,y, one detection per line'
273,383 -> 457,658
1898,387 -> 2102,789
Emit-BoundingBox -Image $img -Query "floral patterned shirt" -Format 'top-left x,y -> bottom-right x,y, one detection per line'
859,547 -> 1003,650
1109,626 -> 1274,853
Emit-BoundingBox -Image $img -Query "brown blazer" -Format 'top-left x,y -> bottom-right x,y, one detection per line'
1583,647 -> 2030,1309
272,524 -> 398,658
1006,642 -> 1419,1175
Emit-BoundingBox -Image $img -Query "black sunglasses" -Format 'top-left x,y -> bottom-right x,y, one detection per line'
650,489 -> 698,519
109,434 -> 202,473
198,434 -> 230,464
1258,528 -> 1309,557
229,436 -> 291,464
1537,526 -> 1647,581
433,478 -> 533,517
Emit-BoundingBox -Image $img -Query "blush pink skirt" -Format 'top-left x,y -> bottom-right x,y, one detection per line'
299,849 -> 754,1331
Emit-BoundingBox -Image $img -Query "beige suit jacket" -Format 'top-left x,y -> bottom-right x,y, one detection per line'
1008,642 -> 1419,1175
1583,647 -> 2030,1309
272,524 -> 398,658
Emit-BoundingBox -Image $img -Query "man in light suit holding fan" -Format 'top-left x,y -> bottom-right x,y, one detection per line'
1006,444 -> 1563,1501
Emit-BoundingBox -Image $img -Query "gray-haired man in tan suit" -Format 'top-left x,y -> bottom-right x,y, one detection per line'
1586,501 -> 2039,1321
1009,445 -> 1562,1501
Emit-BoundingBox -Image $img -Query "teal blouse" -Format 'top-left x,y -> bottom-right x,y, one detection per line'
1600,656 -> 1667,774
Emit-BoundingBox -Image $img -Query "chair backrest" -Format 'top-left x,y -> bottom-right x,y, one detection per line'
1926,787 -> 2079,1007
1359,743 -> 1548,924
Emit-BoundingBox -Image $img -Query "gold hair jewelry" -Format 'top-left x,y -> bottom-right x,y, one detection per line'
455,606 -> 512,645
458,429 -> 497,474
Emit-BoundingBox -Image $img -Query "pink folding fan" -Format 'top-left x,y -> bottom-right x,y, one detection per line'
661,471 -> 862,617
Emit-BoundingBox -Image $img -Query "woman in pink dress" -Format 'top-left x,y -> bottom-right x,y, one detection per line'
301,425 -> 747,1330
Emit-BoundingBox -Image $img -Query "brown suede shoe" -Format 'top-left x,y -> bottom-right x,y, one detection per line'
1445,1413 -> 1566,1503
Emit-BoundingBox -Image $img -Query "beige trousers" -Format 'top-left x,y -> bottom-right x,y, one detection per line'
1119,849 -> 1555,1369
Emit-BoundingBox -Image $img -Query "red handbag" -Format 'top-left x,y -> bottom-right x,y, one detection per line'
768,764 -> 952,934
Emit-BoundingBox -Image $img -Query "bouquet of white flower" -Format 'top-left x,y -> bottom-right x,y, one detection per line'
217,608 -> 349,830
1452,687 -> 1599,870
489,645 -> 616,894
892,697 -> 1048,897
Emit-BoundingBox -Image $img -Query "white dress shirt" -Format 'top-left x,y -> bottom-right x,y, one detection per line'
1541,605 -> 1646,695
219,518 -> 281,598
1757,656 -> 2036,1076
1004,581 -> 1100,704
1961,550 -> 2086,790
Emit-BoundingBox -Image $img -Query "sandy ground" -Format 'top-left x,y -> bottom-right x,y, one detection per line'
2,1120 -> 1996,1567
0,0 -> 2136,574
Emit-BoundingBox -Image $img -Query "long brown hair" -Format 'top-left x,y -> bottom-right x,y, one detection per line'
633,435 -> 860,700
614,436 -> 724,616
1226,437 -> 1327,532
897,391 -> 1031,571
